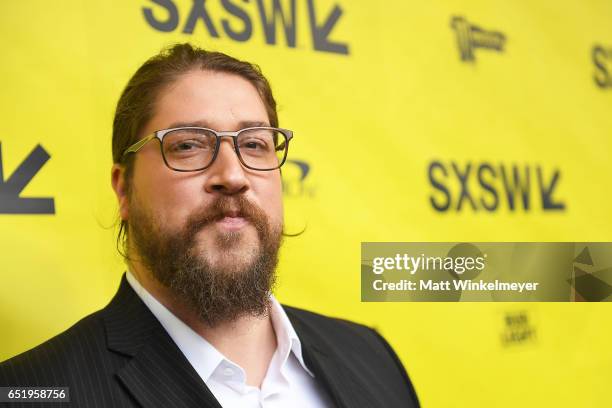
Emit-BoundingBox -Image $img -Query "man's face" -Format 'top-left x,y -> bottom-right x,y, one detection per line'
114,70 -> 284,325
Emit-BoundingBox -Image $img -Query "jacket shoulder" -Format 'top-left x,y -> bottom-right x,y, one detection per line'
283,304 -> 420,407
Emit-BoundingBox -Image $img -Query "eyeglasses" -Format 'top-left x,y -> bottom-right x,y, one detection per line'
121,126 -> 293,172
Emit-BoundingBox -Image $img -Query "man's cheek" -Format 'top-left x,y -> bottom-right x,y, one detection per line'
162,198 -> 196,226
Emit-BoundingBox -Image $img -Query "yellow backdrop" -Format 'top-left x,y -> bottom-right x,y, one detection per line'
1,1 -> 611,406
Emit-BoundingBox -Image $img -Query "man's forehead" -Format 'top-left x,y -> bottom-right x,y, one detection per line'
149,71 -> 271,133
160,70 -> 262,104
166,119 -> 270,131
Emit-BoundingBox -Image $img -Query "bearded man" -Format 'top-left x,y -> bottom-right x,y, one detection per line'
0,43 -> 419,408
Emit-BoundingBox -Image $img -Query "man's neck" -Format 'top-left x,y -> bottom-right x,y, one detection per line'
129,263 -> 277,387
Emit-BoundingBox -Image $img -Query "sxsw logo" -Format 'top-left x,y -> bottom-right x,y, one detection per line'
451,16 -> 506,62
593,44 -> 612,88
142,0 -> 349,55
428,160 -> 565,213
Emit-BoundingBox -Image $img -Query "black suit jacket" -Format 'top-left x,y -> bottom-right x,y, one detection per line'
0,275 -> 419,407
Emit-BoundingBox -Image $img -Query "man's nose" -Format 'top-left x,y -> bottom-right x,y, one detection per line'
203,138 -> 250,195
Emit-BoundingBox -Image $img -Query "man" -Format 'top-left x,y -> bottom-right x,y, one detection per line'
0,43 -> 419,407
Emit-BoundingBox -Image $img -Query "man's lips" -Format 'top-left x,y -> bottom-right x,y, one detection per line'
215,216 -> 248,231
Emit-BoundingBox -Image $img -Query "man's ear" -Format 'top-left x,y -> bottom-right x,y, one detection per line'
111,164 -> 129,221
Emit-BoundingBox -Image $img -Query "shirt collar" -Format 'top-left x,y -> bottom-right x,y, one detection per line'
268,294 -> 315,377
125,271 -> 314,382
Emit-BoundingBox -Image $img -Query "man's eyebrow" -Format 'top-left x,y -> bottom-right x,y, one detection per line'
166,120 -> 271,129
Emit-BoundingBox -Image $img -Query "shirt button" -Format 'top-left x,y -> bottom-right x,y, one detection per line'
223,367 -> 234,377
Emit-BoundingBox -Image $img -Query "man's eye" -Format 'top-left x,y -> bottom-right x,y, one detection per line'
169,139 -> 208,152
177,142 -> 196,150
240,139 -> 269,151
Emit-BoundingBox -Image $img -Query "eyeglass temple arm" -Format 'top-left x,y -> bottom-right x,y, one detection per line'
274,131 -> 292,151
122,134 -> 157,157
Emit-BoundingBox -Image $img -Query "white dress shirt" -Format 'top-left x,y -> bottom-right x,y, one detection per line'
126,272 -> 332,407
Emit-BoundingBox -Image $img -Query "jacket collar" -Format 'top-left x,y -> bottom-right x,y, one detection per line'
103,274 -> 222,408
283,306 -> 384,408
103,274 -> 380,408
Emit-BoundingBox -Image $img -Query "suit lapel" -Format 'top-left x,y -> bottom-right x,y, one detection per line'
285,308 -> 383,408
115,327 -> 222,408
103,275 -> 222,408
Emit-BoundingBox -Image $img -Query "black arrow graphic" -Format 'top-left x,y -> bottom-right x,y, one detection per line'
307,0 -> 349,55
0,143 -> 55,214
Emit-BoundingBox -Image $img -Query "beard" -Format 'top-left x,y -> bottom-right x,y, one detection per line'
128,194 -> 282,327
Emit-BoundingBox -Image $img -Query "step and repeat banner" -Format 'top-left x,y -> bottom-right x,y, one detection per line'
1,1 -> 611,406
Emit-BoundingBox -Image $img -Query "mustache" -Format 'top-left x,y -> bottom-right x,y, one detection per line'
185,195 -> 268,235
